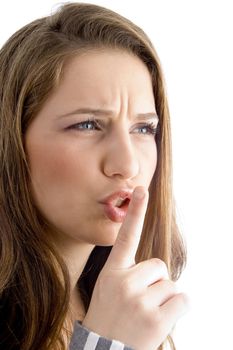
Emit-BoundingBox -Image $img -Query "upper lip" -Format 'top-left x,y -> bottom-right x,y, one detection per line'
99,190 -> 133,206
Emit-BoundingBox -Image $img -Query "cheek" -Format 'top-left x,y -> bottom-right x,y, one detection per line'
27,141 -> 90,193
141,141 -> 157,182
26,140 -> 95,224
30,146 -> 69,184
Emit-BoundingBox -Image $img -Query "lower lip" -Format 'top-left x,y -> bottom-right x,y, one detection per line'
102,203 -> 128,223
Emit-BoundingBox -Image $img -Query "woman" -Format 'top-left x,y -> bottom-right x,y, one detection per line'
0,3 -> 188,350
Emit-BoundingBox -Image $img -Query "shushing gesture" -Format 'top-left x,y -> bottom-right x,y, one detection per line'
82,186 -> 189,350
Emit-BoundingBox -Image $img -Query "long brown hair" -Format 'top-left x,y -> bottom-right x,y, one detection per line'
0,3 -> 186,349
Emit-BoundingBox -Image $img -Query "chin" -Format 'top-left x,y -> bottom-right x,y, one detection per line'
90,234 -> 118,247
88,224 -> 120,246
62,219 -> 121,246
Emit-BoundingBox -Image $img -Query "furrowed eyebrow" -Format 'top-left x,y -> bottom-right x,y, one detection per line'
57,108 -> 159,121
136,112 -> 159,122
57,108 -> 114,118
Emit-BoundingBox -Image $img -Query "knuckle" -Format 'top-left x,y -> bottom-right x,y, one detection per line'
152,258 -> 168,275
176,292 -> 190,309
164,279 -> 177,294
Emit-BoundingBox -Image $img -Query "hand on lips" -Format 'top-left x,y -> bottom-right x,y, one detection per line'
83,186 -> 189,350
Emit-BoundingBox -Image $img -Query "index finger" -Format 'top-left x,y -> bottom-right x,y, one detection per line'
105,186 -> 149,269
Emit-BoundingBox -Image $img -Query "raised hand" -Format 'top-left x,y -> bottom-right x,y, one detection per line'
82,186 -> 188,350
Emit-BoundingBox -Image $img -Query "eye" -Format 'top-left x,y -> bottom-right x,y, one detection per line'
66,118 -> 102,131
133,122 -> 159,136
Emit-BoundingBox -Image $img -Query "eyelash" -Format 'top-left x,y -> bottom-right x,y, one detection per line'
66,118 -> 159,135
135,122 -> 159,135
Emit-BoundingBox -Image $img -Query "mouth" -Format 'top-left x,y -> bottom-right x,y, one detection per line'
113,197 -> 130,208
100,190 -> 132,223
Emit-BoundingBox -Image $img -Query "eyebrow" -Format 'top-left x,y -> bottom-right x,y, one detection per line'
57,108 -> 159,121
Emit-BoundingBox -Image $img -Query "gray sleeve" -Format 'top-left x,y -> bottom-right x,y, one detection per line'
69,320 -> 134,350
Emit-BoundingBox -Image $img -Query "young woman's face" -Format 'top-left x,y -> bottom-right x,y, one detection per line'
25,49 -> 158,246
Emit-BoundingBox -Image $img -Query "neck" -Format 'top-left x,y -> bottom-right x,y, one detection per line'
52,232 -> 95,317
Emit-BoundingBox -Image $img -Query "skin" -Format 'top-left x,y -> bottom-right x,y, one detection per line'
25,49 -> 188,349
25,49 -> 157,247
83,187 -> 188,349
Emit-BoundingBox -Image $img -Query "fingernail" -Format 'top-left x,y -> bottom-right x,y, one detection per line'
133,187 -> 146,200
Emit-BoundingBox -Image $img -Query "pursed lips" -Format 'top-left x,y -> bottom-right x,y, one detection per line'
99,190 -> 133,222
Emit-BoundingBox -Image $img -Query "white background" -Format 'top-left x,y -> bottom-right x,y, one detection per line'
1,1 -> 232,349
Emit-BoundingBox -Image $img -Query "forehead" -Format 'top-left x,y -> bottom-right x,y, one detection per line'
37,49 -> 156,119
60,48 -> 155,102
63,48 -> 152,81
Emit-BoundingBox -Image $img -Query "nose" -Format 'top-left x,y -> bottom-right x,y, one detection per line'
102,130 -> 139,180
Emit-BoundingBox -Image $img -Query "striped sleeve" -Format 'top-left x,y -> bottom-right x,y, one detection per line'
69,321 -> 134,350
